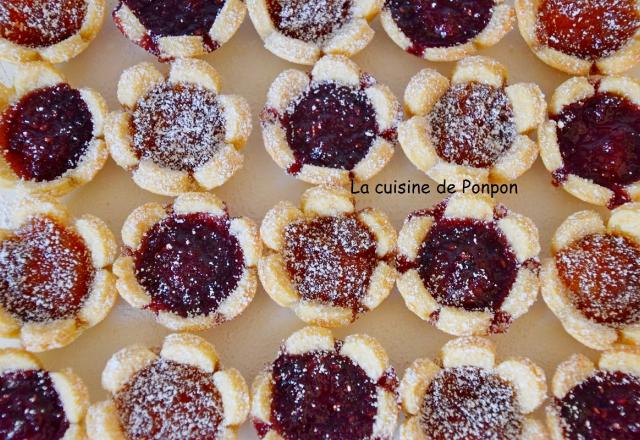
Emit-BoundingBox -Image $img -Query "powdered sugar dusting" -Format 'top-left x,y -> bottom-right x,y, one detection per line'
267,0 -> 352,43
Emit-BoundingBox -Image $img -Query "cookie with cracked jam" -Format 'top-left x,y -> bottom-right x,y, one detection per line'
86,333 -> 250,440
261,55 -> 401,186
541,204 -> 640,350
251,326 -> 399,440
114,192 -> 261,332
396,193 -> 541,336
259,185 -> 397,327
106,58 -> 252,196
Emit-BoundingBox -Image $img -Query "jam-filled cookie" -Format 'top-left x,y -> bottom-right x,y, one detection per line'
261,55 -> 402,186
0,196 -> 117,352
259,186 -> 397,327
399,57 -> 545,188
106,59 -> 251,196
516,0 -> 640,75
539,76 -> 640,209
0,349 -> 89,439
0,62 -> 109,197
114,192 -> 260,332
381,0 -> 514,61
0,0 -> 104,63
400,337 -> 548,440
247,0 -> 382,64
547,347 -> 640,439
541,204 -> 640,350
251,326 -> 399,439
113,0 -> 246,60
397,193 -> 541,336
86,333 -> 250,440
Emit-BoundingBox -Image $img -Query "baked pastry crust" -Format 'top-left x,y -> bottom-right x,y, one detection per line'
399,336 -> 548,440
86,333 -> 250,440
399,56 -> 545,188
396,193 -> 541,336
106,59 -> 251,196
0,195 -> 117,352
0,62 -> 109,197
258,186 -> 397,327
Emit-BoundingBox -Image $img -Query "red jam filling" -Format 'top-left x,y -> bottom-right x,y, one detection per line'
266,0 -> 351,43
420,366 -> 522,440
386,0 -> 495,56
283,215 -> 378,315
430,82 -> 516,168
133,212 -> 244,318
0,369 -> 69,440
115,359 -> 224,440
556,370 -> 640,440
0,84 -> 94,182
0,216 -> 94,323
552,92 -> 640,209
0,0 -> 86,48
535,0 -> 640,61
131,82 -> 225,172
555,233 -> 640,327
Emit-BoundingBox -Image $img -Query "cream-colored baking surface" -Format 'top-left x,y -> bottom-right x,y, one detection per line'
1,1 -> 637,438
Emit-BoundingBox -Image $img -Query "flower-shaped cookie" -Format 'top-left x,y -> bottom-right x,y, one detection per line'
399,337 -> 548,440
539,76 -> 640,209
106,58 -> 252,196
0,0 -> 104,63
0,349 -> 89,439
541,204 -> 640,350
247,0 -> 382,64
87,333 -> 250,440
399,56 -> 545,187
259,186 -> 397,327
251,326 -> 398,439
0,62 -> 109,197
516,0 -> 640,75
261,55 -> 402,186
114,192 -> 260,332
397,193 -> 541,336
113,0 -> 246,60
381,0 -> 514,61
0,195 -> 117,352
547,347 -> 640,439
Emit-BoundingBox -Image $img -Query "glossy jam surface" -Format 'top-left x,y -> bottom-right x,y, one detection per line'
556,370 -> 640,440
131,82 -> 225,171
536,0 -> 640,60
134,212 -> 244,318
556,233 -> 640,326
283,215 -> 378,314
0,84 -> 93,182
0,216 -> 94,323
386,0 -> 494,55
420,366 -> 522,440
430,82 -> 516,168
115,359 -> 224,440
0,369 -> 69,440
0,0 -> 86,47
266,0 -> 351,43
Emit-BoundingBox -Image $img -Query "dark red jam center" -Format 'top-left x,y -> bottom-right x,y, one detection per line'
386,0 -> 494,55
266,0 -> 351,43
536,0 -> 640,60
555,233 -> 640,327
420,366 -> 522,440
283,215 -> 378,315
0,369 -> 69,440
134,212 -> 244,318
0,84 -> 93,182
0,0 -> 86,48
131,82 -> 225,172
115,359 -> 224,440
430,82 -> 516,168
556,370 -> 640,440
0,216 -> 94,323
